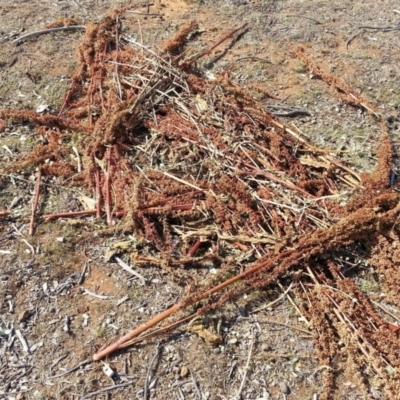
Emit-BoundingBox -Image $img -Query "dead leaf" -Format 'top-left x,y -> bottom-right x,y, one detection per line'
77,193 -> 96,210
187,316 -> 222,345
299,155 -> 330,169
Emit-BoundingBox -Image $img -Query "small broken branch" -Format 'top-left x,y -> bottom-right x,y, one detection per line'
105,147 -> 113,225
12,25 -> 86,44
114,256 -> 146,283
81,382 -> 133,400
43,210 -> 97,219
95,168 -> 102,218
183,23 -> 248,67
29,170 -> 41,236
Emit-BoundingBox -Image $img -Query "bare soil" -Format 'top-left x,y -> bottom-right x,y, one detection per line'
1,1 -> 400,400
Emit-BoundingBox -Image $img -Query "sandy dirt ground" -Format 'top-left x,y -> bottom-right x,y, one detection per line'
1,1 -> 400,399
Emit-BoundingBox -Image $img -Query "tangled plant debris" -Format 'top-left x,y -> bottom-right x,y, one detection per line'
1,7 -> 400,399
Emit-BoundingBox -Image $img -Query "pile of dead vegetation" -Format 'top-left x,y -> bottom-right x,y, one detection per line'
1,6 -> 400,399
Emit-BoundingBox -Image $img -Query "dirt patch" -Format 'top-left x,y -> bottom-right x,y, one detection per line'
1,1 -> 400,400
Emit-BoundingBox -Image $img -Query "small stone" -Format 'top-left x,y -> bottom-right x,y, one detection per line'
18,310 -> 30,323
279,381 -> 290,395
213,347 -> 221,354
180,366 -> 189,378
261,344 -> 271,352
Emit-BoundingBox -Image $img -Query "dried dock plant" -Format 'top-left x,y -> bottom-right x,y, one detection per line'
1,8 -> 400,399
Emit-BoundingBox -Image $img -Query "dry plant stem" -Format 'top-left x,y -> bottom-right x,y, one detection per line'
12,25 -> 86,44
293,45 -> 379,118
105,148 -> 112,225
143,343 -> 161,400
93,301 -> 188,360
251,282 -> 293,313
232,329 -> 256,400
185,23 -> 248,67
371,300 -> 400,324
162,171 -> 204,192
277,281 -> 310,326
93,248 -> 297,360
43,210 -> 97,219
43,210 -> 126,219
191,370 -> 202,400
187,239 -> 201,257
115,256 -> 146,282
47,359 -> 92,379
237,168 -> 315,198
93,193 -> 400,360
81,382 -> 133,400
29,170 -> 41,236
119,313 -> 197,349
21,238 -> 35,255
58,87 -> 73,117
179,135 -> 321,196
95,169 -> 102,218
270,119 -> 362,183
144,204 -> 194,213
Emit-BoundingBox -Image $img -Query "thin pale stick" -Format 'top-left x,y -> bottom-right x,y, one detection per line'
95,169 -> 102,218
162,171 -> 204,192
251,282 -> 293,313
12,25 -> 86,44
115,256 -> 146,282
276,281 -> 310,326
44,210 -> 97,219
81,382 -> 132,399
232,329 -> 256,400
29,170 -> 41,236
105,147 -> 112,225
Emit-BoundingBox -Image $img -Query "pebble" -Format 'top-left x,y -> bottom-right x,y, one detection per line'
279,381 -> 290,395
18,310 -> 30,323
180,365 -> 189,378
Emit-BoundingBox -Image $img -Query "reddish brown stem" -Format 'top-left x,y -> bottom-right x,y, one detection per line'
95,169 -> 102,218
43,210 -> 97,219
171,203 -> 194,211
185,23 -> 248,67
58,87 -> 72,117
233,241 -> 250,252
187,239 -> 201,257
29,170 -> 42,236
386,323 -> 400,334
105,147 -> 113,225
89,92 -> 94,126
120,313 -> 196,349
236,168 -> 313,198
92,249 -> 293,361
43,209 -> 126,220
0,211 -> 10,218
143,203 -> 194,214
178,134 -> 316,198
